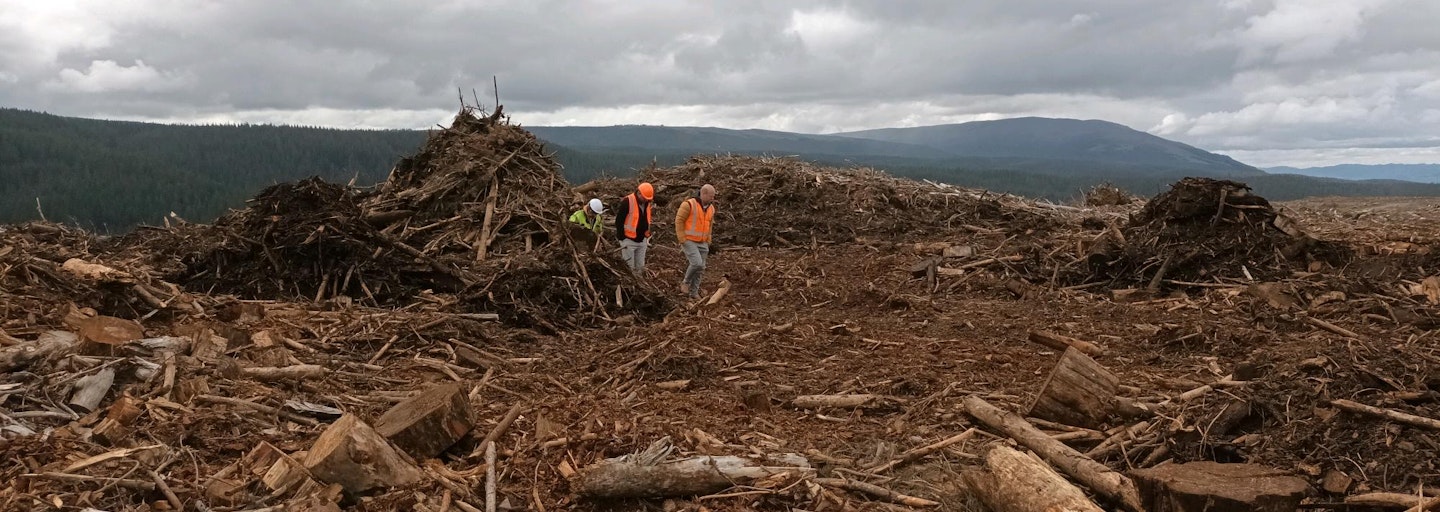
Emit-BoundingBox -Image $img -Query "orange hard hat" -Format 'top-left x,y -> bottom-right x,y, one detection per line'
637,182 -> 655,200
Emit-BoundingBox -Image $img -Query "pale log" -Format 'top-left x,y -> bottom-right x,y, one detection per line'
304,414 -> 424,493
963,445 -> 1104,512
577,440 -> 812,499
240,364 -> 328,382
0,331 -> 78,372
374,382 -> 475,459
1028,330 -> 1105,356
965,395 -> 1144,512
791,394 -> 898,411
1027,347 -> 1119,429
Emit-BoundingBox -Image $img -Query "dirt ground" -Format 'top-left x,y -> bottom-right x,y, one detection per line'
5,118 -> 1440,511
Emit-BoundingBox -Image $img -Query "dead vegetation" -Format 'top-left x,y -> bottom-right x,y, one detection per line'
4,113 -> 1440,512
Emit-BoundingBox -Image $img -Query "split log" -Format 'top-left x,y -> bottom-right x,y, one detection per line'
791,394 -> 898,411
1028,330 -> 1106,356
303,414 -> 424,493
963,445 -> 1104,512
0,331 -> 78,372
577,438 -> 812,498
374,382 -> 475,459
1332,399 -> 1440,431
704,278 -> 732,306
90,418 -> 129,446
78,316 -> 144,346
1129,462 -> 1309,512
240,364 -> 328,382
68,368 -> 116,413
964,396 -> 1144,512
1027,347 -> 1119,429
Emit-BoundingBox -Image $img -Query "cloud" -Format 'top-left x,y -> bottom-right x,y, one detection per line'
0,0 -> 1438,167
49,60 -> 190,93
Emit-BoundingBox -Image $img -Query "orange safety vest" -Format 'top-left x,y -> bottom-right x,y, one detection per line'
623,193 -> 652,240
682,198 -> 715,243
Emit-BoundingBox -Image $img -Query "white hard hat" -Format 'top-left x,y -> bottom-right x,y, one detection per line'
588,198 -> 605,214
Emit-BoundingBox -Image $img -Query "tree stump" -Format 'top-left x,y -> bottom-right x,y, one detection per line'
963,445 -> 1104,512
374,382 -> 475,459
1027,347 -> 1118,428
1129,462 -> 1309,512
303,414 -> 423,493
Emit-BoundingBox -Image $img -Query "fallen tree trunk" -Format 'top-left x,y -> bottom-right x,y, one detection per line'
1027,347 -> 1119,429
374,382 -> 474,459
0,331 -> 78,372
303,414 -> 423,493
1028,330 -> 1106,356
577,438 -> 811,499
965,396 -> 1144,512
963,445 -> 1104,512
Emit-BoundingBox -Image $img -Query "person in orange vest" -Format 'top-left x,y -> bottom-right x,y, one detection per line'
675,184 -> 716,298
614,182 -> 655,274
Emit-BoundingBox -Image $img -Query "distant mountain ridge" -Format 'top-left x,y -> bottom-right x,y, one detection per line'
837,117 -> 1262,176
1268,163 -> 1440,184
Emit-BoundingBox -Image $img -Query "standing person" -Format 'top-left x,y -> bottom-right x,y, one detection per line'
614,182 -> 654,274
675,184 -> 716,298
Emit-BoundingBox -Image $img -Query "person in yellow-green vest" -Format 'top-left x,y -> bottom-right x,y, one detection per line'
675,184 -> 716,298
568,198 -> 606,234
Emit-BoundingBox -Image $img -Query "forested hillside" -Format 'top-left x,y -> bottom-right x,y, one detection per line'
5,108 -> 1440,231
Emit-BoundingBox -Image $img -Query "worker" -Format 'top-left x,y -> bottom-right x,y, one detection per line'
675,184 -> 716,298
568,198 -> 606,234
614,182 -> 654,274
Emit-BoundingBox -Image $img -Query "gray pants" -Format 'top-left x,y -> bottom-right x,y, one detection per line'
620,238 -> 648,274
682,241 -> 709,297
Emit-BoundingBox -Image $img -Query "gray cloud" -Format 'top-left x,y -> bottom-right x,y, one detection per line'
2,0 -> 1439,166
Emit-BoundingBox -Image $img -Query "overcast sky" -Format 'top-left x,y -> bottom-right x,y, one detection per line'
3,0 -> 1439,167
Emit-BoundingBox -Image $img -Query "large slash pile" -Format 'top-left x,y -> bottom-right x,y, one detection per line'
585,155 -> 1056,247
157,108 -> 667,328
1083,178 -> 1346,288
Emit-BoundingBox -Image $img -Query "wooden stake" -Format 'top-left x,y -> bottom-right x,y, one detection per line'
485,441 -> 497,512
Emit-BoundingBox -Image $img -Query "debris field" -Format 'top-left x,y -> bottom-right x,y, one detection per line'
4,109 -> 1440,512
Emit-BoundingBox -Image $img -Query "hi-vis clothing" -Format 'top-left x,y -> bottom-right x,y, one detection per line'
615,193 -> 652,242
568,209 -> 603,234
674,197 -> 715,244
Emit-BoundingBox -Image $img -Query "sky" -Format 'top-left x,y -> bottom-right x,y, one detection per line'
2,0 -> 1439,168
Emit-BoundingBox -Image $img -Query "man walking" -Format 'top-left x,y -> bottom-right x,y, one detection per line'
614,182 -> 654,274
675,184 -> 716,298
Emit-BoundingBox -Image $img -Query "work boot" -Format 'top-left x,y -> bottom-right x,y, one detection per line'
680,282 -> 690,295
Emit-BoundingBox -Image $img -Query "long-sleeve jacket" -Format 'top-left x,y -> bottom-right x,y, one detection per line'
675,196 -> 715,244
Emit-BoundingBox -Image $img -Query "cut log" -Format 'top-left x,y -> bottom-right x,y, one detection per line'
0,331 -> 78,372
374,382 -> 475,459
90,418 -> 129,446
1027,347 -> 1119,429
240,364 -> 328,382
704,278 -> 732,306
68,368 -> 116,413
791,394 -> 898,411
1332,399 -> 1440,431
106,396 -> 145,425
964,396 -> 1144,512
1129,462 -> 1309,512
577,438 -> 812,498
963,445 -> 1104,512
303,414 -> 423,493
190,330 -> 228,363
1028,330 -> 1106,356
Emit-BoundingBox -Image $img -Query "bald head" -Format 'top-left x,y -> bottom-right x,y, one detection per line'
699,184 -> 716,205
